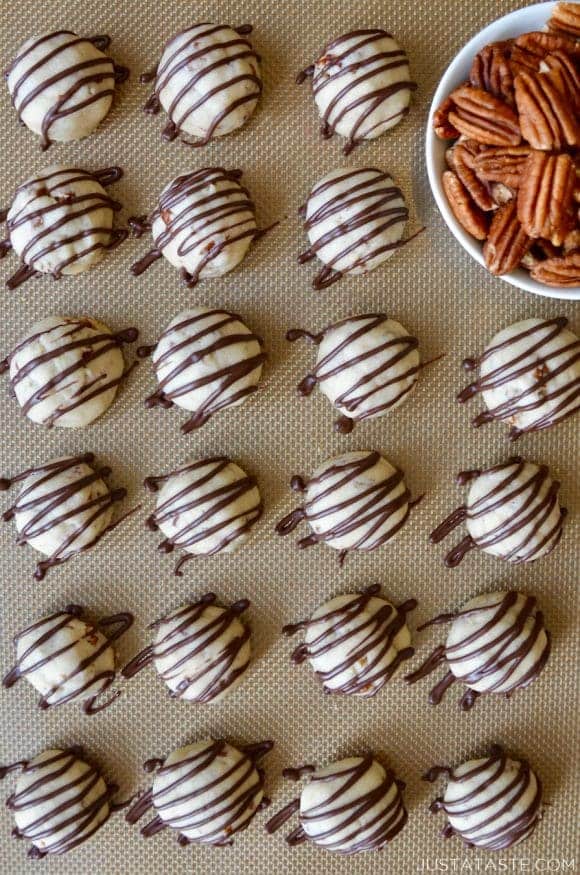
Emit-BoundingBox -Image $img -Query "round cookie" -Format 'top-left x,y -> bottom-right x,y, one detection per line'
126,738 -> 273,846
1,165 -> 127,290
141,306 -> 265,432
459,316 -> 580,440
266,755 -> 407,852
1,315 -> 138,428
0,453 -> 127,580
298,29 -> 415,154
130,168 -> 262,287
276,450 -> 415,561
298,168 -> 409,288
430,457 -> 567,567
6,31 -> 127,149
3,605 -> 133,714
145,457 -> 263,574
288,314 -> 420,432
122,593 -> 251,703
143,23 -> 261,146
283,584 -> 416,697
405,590 -> 550,709
424,746 -> 543,850
0,747 -> 120,859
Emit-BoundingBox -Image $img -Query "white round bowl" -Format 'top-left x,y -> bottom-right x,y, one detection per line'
425,1 -> 580,301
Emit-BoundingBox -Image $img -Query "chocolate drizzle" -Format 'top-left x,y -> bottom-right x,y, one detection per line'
141,308 -> 265,432
458,317 -> 580,440
405,591 -> 550,709
1,317 -> 138,426
430,457 -> 566,567
288,314 -> 420,430
145,457 -> 263,574
6,31 -> 128,149
1,166 -> 127,289
297,29 -> 416,154
3,605 -> 133,714
125,738 -> 273,846
0,747 -> 122,858
1,453 -> 128,580
142,23 -> 261,146
284,585 -> 417,696
130,167 -> 266,286
275,450 -> 416,561
423,745 -> 543,850
265,754 -> 407,853
299,168 -> 412,289
122,592 -> 251,702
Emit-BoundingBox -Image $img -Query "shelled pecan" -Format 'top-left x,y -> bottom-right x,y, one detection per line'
548,2 -> 580,38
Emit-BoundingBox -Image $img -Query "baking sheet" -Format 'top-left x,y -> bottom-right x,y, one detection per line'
0,1 -> 578,872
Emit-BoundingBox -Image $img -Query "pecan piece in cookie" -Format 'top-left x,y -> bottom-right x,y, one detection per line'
442,170 -> 489,240
448,85 -> 521,146
470,44 -> 515,104
548,2 -> 580,38
433,97 -> 460,139
515,70 -> 579,149
531,251 -> 580,286
483,200 -> 531,274
473,145 -> 531,188
518,152 -> 576,244
454,143 -> 496,211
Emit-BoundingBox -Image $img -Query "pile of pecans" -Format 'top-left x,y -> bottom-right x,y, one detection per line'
434,1 -> 580,288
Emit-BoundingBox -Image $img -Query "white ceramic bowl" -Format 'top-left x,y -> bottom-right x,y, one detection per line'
425,1 -> 580,301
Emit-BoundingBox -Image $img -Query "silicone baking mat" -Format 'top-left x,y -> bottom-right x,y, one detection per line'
0,1 -> 578,872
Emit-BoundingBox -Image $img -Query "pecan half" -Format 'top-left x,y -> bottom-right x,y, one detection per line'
448,85 -> 521,146
483,200 -> 531,274
531,251 -> 580,286
509,45 -> 541,77
433,97 -> 460,139
514,70 -> 579,149
453,143 -> 496,211
541,51 -> 580,112
548,2 -> 580,38
514,30 -> 580,60
473,145 -> 531,188
470,44 -> 515,104
518,152 -> 576,244
442,170 -> 489,240
564,229 -> 580,254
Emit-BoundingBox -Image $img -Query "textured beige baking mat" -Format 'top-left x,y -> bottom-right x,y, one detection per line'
0,0 -> 578,873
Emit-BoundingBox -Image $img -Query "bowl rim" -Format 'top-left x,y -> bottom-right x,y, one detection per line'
425,0 -> 580,302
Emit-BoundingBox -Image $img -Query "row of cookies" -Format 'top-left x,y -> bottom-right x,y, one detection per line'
0,736 -> 546,858
6,26 -> 415,153
2,306 -> 579,438
3,586 -> 551,715
0,449 -> 571,581
0,163 -> 417,291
